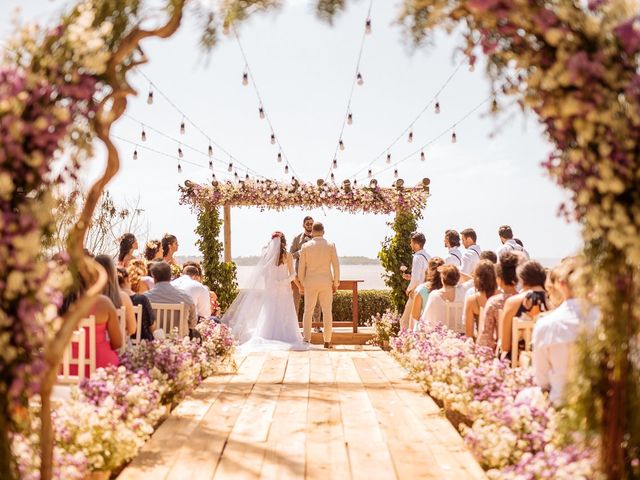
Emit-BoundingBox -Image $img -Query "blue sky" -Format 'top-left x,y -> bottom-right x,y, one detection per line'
2,0 -> 581,260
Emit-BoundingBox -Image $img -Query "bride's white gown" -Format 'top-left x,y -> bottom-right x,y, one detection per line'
223,236 -> 308,352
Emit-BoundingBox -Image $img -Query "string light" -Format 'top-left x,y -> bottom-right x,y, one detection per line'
339,139 -> 345,151
259,107 -> 265,119
330,172 -> 335,182
353,179 -> 358,186
133,148 -> 138,160
420,151 -> 425,161
356,72 -> 364,85
347,113 -> 353,125
141,127 -> 146,142
208,144 -> 213,157
242,72 -> 249,86
452,130 -> 457,143
435,101 -> 440,114
228,162 -> 233,172
394,168 -> 398,178
180,119 -> 186,135
147,88 -> 153,105
386,153 -> 391,164
234,171 -> 239,181
209,159 -> 213,170
368,169 -> 372,178
284,164 -> 289,174
178,146 -> 184,158
177,162 -> 182,173
333,158 -> 338,169
245,173 -> 250,181
408,130 -> 413,143
270,133 -> 276,145
365,18 -> 372,34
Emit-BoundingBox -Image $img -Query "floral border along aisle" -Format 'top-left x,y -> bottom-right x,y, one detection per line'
390,319 -> 599,479
10,320 -> 236,479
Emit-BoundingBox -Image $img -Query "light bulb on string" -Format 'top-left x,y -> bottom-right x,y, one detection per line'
147,88 -> 153,105
333,158 -> 338,169
228,162 -> 233,172
394,169 -> 399,178
242,72 -> 249,86
284,164 -> 289,174
180,119 -> 185,135
234,171 -> 239,181
277,152 -> 282,163
347,113 -> 353,125
178,147 -> 184,158
408,130 -> 413,143
141,127 -> 146,142
356,73 -> 364,85
353,179 -> 358,187
386,153 -> 391,164
365,18 -> 372,34
270,133 -> 276,145
208,159 -> 213,170
368,169 -> 373,178
208,144 -> 213,158
420,151 -> 425,161
212,173 -> 216,181
339,139 -> 345,151
435,101 -> 440,114
452,130 -> 457,143
330,172 -> 335,182
177,162 -> 182,174
245,173 -> 250,181
259,107 -> 265,119
133,148 -> 138,160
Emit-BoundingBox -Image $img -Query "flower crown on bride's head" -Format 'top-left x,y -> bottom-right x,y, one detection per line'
271,231 -> 283,240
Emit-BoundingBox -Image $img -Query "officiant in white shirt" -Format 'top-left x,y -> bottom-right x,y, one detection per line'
400,232 -> 431,330
443,229 -> 463,268
460,228 -> 482,275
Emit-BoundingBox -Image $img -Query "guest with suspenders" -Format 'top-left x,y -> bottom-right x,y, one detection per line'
443,230 -> 463,268
400,232 -> 431,330
460,228 -> 482,275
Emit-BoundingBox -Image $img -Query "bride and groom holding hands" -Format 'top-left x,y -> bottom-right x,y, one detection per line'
223,217 -> 340,351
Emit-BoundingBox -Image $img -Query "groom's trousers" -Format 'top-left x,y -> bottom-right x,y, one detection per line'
302,286 -> 333,343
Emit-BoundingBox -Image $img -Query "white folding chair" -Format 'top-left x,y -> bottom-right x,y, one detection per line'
79,316 -> 97,376
444,301 -> 465,334
511,315 -> 535,368
117,306 -> 126,348
132,304 -> 143,344
58,328 -> 86,384
151,302 -> 187,337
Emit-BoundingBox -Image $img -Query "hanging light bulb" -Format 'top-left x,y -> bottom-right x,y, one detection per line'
491,99 -> 498,113
209,159 -> 213,170
277,152 -> 282,163
234,171 -> 239,181
333,158 -> 338,169
339,139 -> 345,151
386,153 -> 391,164
245,173 -> 250,181
147,89 -> 153,104
420,151 -> 425,161
133,148 -> 138,160
330,172 -> 335,182
356,72 -> 364,85
178,147 -> 184,158
242,72 -> 249,86
180,120 -> 185,135
212,172 -> 217,181
408,130 -> 413,143
368,169 -> 373,178
208,144 -> 213,158
284,164 -> 289,174
141,128 -> 146,142
353,179 -> 358,187
365,18 -> 372,34
270,133 -> 276,145
435,101 -> 440,114
228,162 -> 233,172
177,163 -> 182,173
347,113 -> 353,125
394,169 -> 399,178
259,107 -> 265,119
452,130 -> 457,143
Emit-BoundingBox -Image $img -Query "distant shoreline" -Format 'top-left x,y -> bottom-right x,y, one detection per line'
177,255 -> 380,266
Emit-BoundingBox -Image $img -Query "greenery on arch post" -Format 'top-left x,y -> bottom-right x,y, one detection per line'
378,209 -> 422,313
195,208 -> 238,312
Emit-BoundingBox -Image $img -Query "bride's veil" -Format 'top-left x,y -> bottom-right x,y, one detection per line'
222,236 -> 281,344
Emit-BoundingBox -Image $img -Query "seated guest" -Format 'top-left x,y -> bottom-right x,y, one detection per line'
423,265 -> 466,325
464,260 -> 498,338
172,265 -> 212,321
460,228 -> 482,275
145,261 -> 197,336
117,233 -> 138,268
480,250 -> 497,264
500,260 -> 549,358
533,257 -> 596,406
60,277 -> 122,375
545,264 -> 564,310
410,257 -> 445,330
127,258 -> 154,293
497,225 -> 530,259
477,252 -> 520,351
117,267 -> 156,341
95,254 -> 136,336
144,239 -> 163,262
443,229 -> 463,268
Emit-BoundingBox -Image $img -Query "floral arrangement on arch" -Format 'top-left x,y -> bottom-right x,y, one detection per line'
179,178 -> 430,215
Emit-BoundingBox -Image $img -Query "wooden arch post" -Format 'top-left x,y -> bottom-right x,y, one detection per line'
223,204 -> 232,263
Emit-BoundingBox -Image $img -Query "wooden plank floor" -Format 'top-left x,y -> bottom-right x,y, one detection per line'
118,346 -> 486,480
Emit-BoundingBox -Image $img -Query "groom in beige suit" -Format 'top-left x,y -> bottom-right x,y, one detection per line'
298,222 -> 340,348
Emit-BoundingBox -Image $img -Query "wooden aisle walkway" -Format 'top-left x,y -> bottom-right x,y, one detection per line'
118,346 -> 486,480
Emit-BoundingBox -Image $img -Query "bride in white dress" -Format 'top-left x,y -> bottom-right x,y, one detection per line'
223,232 -> 309,351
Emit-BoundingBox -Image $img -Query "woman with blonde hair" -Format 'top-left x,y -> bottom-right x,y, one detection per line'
127,258 -> 154,293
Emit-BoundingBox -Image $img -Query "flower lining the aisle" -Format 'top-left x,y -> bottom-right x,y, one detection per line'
179,179 -> 429,215
391,320 -> 599,478
10,320 -> 236,477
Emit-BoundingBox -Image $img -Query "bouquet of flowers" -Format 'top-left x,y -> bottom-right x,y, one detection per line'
368,310 -> 400,348
195,320 -> 236,376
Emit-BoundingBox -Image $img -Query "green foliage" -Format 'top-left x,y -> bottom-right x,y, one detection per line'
378,210 -> 421,312
299,289 -> 393,326
194,207 -> 238,312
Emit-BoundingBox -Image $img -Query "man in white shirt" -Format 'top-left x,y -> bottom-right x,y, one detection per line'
171,265 -> 212,321
497,225 -> 530,259
443,230 -> 463,268
532,257 -> 596,406
460,228 -> 482,275
400,232 -> 431,330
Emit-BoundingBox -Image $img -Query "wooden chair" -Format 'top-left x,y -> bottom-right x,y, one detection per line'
151,302 -> 187,337
511,315 -> 535,367
58,328 -> 86,384
444,301 -> 465,334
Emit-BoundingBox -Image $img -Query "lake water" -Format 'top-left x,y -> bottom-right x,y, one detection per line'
236,264 -> 387,290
